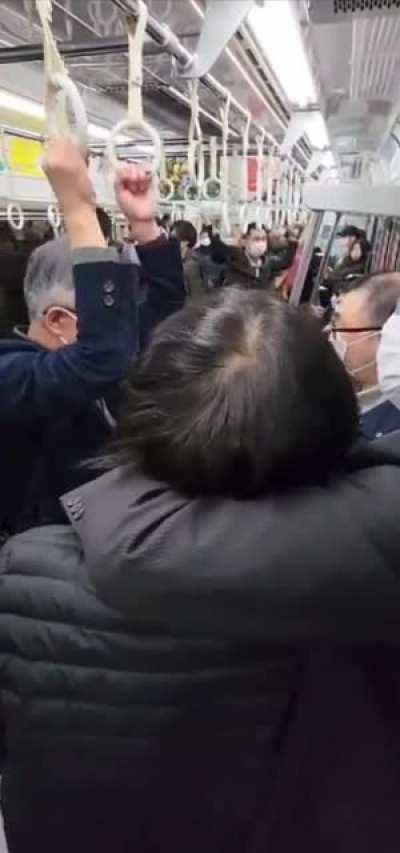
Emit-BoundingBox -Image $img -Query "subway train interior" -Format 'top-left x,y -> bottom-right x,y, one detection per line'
1,0 -> 400,851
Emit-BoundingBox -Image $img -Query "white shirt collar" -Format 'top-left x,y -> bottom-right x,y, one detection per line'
358,385 -> 385,414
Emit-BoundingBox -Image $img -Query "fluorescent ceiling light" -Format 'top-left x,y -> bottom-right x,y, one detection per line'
0,89 -> 130,144
306,111 -> 330,149
321,149 -> 336,169
0,89 -> 44,119
247,0 -> 317,107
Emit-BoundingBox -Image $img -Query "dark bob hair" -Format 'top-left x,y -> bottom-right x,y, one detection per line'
111,288 -> 358,498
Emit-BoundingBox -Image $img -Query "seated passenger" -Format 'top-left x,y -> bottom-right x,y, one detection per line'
212,223 -> 269,289
326,225 -> 369,288
3,290 -> 400,852
170,219 -> 205,301
330,271 -> 400,438
0,139 -> 184,537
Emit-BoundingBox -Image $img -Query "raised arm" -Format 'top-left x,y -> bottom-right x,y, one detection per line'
114,164 -> 185,349
0,141 -> 137,422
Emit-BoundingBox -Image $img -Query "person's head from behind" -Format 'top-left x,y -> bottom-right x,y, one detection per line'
24,237 -> 76,350
331,272 -> 400,393
244,224 -> 267,260
269,229 -> 288,253
114,288 -> 358,498
170,220 -> 197,260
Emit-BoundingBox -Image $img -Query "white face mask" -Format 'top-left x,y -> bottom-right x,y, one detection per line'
329,330 -> 380,377
247,241 -> 267,260
377,311 -> 400,408
200,235 -> 211,247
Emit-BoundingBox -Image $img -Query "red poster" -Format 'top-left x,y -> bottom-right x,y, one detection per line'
247,157 -> 258,192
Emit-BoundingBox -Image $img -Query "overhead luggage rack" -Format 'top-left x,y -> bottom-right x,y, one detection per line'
303,182 -> 400,219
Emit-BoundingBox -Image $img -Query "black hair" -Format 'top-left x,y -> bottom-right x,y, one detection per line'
171,219 -> 197,248
110,288 -> 358,498
345,271 -> 400,326
96,207 -> 113,242
245,222 -> 259,237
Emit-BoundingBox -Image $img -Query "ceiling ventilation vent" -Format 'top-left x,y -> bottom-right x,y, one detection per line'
309,0 -> 400,23
335,0 -> 400,10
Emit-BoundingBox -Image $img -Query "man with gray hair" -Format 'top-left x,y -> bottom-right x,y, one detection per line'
330,271 -> 400,438
22,235 -> 76,347
0,142 -> 185,537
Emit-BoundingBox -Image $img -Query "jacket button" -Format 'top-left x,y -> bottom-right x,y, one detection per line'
104,294 -> 115,307
104,280 -> 116,294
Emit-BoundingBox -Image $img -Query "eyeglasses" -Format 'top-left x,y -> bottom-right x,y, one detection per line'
326,325 -> 382,337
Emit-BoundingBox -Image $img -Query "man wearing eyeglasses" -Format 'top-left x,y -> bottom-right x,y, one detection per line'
330,271 -> 400,439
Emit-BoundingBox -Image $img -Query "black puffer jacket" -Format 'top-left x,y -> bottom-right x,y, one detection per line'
2,434 -> 400,853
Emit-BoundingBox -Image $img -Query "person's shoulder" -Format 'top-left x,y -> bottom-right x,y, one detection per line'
0,335 -> 41,361
1,525 -> 82,584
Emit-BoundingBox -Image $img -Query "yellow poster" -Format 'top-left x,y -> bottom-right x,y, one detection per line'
6,135 -> 44,178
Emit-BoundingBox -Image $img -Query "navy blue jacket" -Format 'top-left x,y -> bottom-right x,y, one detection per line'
360,399 -> 400,440
0,239 -> 184,534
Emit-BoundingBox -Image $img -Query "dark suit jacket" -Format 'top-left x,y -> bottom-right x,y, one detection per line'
0,240 -> 184,534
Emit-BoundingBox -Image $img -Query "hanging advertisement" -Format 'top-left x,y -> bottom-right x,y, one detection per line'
6,135 -> 44,178
247,157 -> 258,193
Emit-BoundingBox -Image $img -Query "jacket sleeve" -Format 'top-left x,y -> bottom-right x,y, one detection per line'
0,247 -> 138,423
210,236 -> 236,265
136,237 -> 186,350
62,442 -> 400,644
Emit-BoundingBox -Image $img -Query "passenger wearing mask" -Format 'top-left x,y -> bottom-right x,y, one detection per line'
212,223 -> 269,288
326,225 -> 369,288
330,271 -> 400,438
193,225 -> 225,290
0,139 -> 185,537
170,219 -> 205,301
3,289 -> 400,852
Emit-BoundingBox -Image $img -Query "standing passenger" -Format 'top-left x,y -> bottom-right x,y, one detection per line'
0,140 -> 185,536
330,271 -> 400,437
212,224 -> 269,289
170,219 -> 205,300
2,290 -> 400,852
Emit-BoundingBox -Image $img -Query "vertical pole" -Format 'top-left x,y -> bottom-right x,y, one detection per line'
289,211 -> 323,307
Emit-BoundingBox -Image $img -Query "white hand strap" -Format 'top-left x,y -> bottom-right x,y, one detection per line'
255,131 -> 265,204
187,79 -> 205,191
7,202 -> 24,231
106,0 -> 161,174
241,112 -> 251,203
158,144 -> 174,201
35,0 -> 88,150
219,92 -> 231,238
48,202 -> 61,230
203,136 -> 222,199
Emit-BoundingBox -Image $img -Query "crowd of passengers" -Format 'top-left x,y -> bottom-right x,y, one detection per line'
1,138 -> 400,852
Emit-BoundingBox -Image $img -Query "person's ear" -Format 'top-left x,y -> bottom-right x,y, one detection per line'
43,307 -> 66,340
44,307 -> 76,345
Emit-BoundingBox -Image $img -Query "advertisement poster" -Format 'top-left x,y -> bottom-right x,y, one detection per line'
247,157 -> 258,192
6,135 -> 43,178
